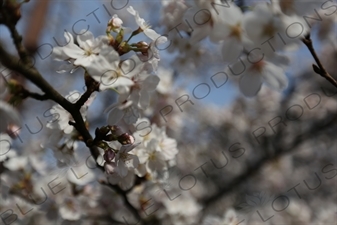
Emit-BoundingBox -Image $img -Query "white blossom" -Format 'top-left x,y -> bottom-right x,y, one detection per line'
243,3 -> 309,56
127,6 -> 167,43
0,100 -> 21,133
59,197 -> 82,221
137,139 -> 168,173
229,54 -> 288,96
106,87 -> 141,125
0,133 -> 16,162
53,30 -> 108,67
86,47 -> 144,91
113,143 -> 140,178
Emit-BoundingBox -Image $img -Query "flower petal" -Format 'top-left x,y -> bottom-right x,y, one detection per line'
239,72 -> 263,97
76,30 -> 94,50
262,63 -> 288,90
221,38 -> 243,63
108,107 -> 125,125
117,160 -> 128,177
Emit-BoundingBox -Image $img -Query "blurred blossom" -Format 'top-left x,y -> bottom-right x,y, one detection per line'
0,1 -> 336,224
59,197 -> 82,221
0,101 -> 21,134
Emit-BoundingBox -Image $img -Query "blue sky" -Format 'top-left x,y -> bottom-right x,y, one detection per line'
1,0 -> 331,108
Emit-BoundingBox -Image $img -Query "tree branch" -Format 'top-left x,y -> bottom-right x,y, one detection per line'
302,33 -> 337,88
21,90 -> 49,101
0,43 -> 99,159
200,113 -> 337,218
0,9 -> 142,224
1,9 -> 31,65
74,74 -> 100,110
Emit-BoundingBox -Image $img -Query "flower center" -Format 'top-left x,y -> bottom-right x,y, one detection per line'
229,23 -> 242,40
280,0 -> 295,13
148,152 -> 156,161
262,21 -> 276,37
250,60 -> 265,73
120,152 -> 128,161
84,49 -> 93,56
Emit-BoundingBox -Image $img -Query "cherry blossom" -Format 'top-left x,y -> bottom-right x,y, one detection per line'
156,67 -> 174,95
3,154 -> 28,171
127,6 -> 167,43
108,14 -> 124,32
85,48 -> 143,91
137,139 -> 168,173
243,3 -> 308,56
273,0 -> 327,17
112,143 -> 140,178
203,208 -> 244,225
107,168 -> 136,191
229,53 -> 288,97
59,197 -> 82,221
2,2 -> 334,224
0,133 -> 16,162
0,100 -> 21,134
161,0 -> 188,31
210,1 -> 247,63
53,30 -> 108,67
106,87 -> 141,125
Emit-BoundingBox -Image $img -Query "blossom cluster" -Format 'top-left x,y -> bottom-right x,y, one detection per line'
161,0 -> 335,96
0,1 -> 336,224
0,4 -> 181,222
47,6 -> 179,192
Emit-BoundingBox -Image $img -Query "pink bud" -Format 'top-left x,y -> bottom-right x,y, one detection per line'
117,133 -> 135,145
103,149 -> 115,163
7,124 -> 20,139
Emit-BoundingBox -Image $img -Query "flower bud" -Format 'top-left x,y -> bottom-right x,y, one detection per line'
108,15 -> 123,30
7,124 -> 20,139
103,149 -> 115,163
99,126 -> 111,136
95,126 -> 111,140
117,133 -> 135,145
104,134 -> 118,142
136,41 -> 149,55
108,125 -> 124,136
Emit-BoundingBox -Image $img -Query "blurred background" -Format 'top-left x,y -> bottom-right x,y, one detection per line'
0,0 -> 336,224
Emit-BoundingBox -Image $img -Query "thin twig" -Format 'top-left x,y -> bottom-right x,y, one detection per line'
13,84 -> 49,101
1,9 -> 31,65
23,91 -> 49,101
302,33 -> 337,88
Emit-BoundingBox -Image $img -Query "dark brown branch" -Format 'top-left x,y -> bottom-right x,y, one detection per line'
302,33 -> 337,88
10,82 -> 49,101
74,75 -> 100,110
200,114 -> 337,218
0,10 -> 142,224
22,90 -> 49,101
1,10 -> 30,65
0,10 -> 98,158
0,43 -> 99,160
